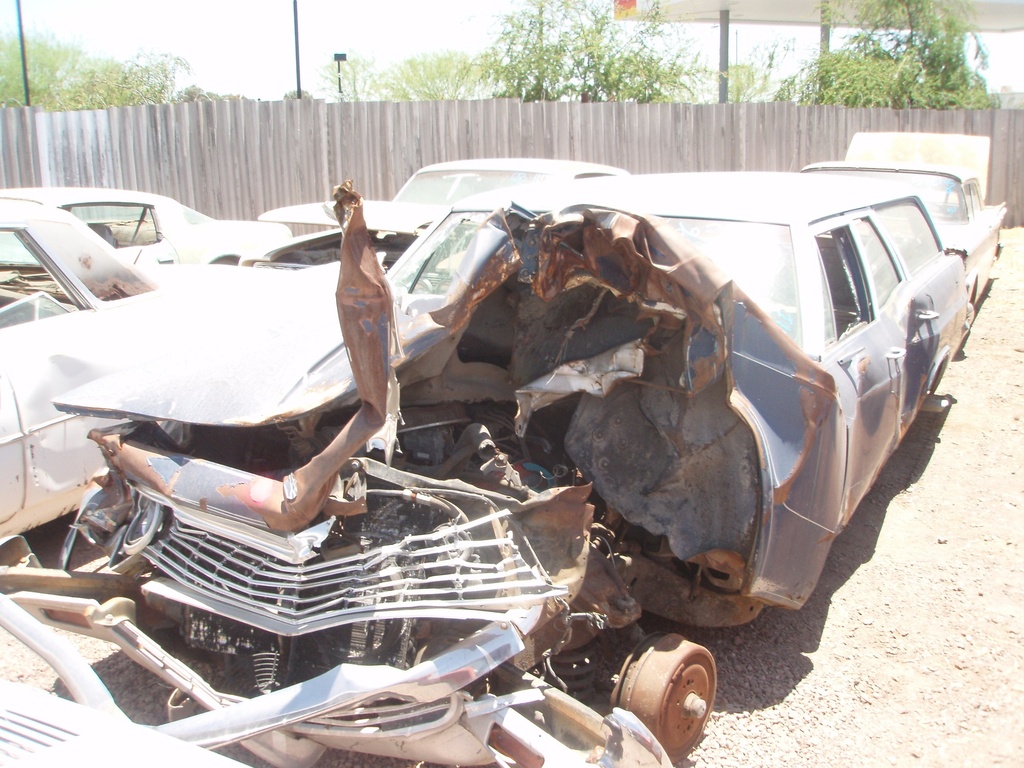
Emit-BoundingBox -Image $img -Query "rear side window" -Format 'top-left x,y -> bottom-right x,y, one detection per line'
874,201 -> 941,276
182,206 -> 214,225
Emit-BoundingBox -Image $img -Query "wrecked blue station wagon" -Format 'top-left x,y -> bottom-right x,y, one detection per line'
0,172 -> 968,768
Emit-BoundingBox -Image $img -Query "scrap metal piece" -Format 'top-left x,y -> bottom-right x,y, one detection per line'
272,181 -> 400,531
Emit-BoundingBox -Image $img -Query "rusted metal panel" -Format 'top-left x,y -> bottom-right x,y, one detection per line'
275,182 -> 398,530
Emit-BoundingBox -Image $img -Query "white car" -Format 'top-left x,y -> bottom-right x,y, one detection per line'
0,199 -> 314,537
0,187 -> 293,267
251,158 -> 630,268
802,132 -> 1007,312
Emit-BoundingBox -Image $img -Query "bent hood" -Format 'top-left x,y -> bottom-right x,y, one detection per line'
53,262 -> 450,426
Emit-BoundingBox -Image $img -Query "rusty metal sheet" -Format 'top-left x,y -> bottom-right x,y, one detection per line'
270,182 -> 398,530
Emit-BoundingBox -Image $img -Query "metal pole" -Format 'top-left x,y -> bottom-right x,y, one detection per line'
718,10 -> 729,104
293,0 -> 302,98
15,0 -> 30,106
820,0 -> 832,53
334,52 -> 347,101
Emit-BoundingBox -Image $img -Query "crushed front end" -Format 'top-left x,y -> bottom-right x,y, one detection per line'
1,183 -> 743,767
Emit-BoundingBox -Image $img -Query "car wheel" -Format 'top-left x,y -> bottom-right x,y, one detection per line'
211,255 -> 240,265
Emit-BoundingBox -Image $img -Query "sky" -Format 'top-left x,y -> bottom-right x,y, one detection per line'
3,0 -> 1023,101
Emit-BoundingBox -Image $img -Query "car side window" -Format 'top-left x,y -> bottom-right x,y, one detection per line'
873,201 -> 942,276
966,182 -> 983,218
850,218 -> 901,309
816,226 -> 870,343
962,182 -> 976,220
0,230 -> 75,329
62,204 -> 161,248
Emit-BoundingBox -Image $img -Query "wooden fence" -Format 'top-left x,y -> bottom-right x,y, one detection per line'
1,99 -> 1021,226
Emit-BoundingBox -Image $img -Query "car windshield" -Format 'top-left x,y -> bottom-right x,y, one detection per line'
821,170 -> 968,225
25,219 -> 157,301
393,170 -> 553,205
390,209 -> 801,346
389,211 -> 489,295
666,218 -> 801,345
1,229 -> 78,327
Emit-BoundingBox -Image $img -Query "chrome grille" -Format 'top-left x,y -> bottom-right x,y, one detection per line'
144,507 -> 562,634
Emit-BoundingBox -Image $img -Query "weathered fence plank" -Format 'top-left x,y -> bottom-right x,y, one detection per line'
0,100 -> 1020,226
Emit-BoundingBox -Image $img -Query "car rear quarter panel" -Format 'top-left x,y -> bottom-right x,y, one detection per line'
729,299 -> 847,608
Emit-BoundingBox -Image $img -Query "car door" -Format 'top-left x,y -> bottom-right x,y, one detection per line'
873,200 -> 967,428
0,216 -> 161,536
0,227 -> 85,533
816,219 -> 906,522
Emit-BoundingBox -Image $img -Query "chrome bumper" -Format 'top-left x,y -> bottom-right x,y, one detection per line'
2,578 -> 670,768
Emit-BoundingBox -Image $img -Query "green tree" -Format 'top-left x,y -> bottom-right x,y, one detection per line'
72,52 -> 190,109
1,33 -> 84,107
174,85 -> 240,102
378,51 -> 489,100
689,40 -> 793,103
317,53 -> 384,101
481,0 -> 701,102
1,34 -> 190,110
778,0 -> 992,109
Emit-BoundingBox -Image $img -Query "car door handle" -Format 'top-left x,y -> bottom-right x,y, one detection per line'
885,347 -> 907,360
916,309 -> 940,321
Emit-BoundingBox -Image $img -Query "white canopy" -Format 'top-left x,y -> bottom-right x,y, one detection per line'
614,0 -> 1024,31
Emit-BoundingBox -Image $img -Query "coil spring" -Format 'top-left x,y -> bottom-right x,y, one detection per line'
545,636 -> 602,697
251,650 -> 281,693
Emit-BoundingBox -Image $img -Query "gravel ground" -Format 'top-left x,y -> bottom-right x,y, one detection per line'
4,231 -> 1023,768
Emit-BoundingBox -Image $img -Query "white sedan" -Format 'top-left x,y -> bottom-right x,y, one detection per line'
0,187 -> 292,267
0,200 -> 306,536
251,158 -> 630,268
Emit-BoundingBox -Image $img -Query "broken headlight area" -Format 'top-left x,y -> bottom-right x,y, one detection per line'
43,417 -> 710,766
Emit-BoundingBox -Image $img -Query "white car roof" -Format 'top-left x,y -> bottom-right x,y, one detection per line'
451,171 -> 922,227
412,158 -> 630,178
0,186 -> 177,208
0,197 -> 90,227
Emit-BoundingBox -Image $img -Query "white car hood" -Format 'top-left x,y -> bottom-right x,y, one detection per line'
53,264 -> 450,427
260,199 -> 447,235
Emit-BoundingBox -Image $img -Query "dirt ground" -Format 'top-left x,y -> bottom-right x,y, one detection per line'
3,231 -> 1023,768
